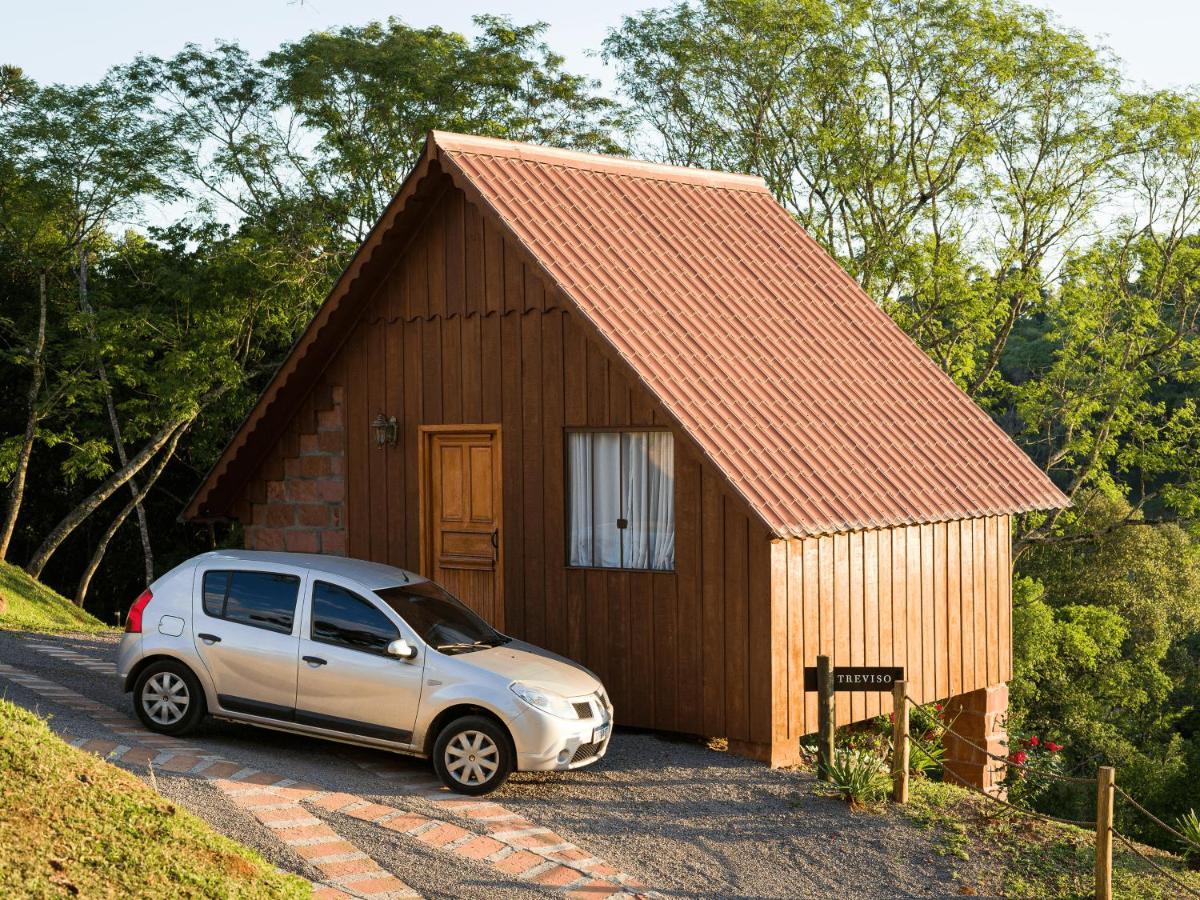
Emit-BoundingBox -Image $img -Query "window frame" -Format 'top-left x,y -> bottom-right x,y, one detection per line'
563,426 -> 677,574
199,568 -> 301,636
307,579 -> 403,658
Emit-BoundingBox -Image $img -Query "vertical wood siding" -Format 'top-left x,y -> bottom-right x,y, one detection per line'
773,515 -> 1013,738
320,183 -> 773,742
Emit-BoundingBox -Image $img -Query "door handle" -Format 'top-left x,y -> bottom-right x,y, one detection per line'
302,656 -> 327,667
491,529 -> 499,550
197,633 -> 221,644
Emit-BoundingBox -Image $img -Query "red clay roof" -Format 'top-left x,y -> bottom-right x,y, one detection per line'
434,132 -> 1066,537
186,131 -> 1066,534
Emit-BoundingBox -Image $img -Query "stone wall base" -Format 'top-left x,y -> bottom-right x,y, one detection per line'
942,683 -> 1008,796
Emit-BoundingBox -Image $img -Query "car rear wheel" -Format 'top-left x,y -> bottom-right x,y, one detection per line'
133,660 -> 206,736
432,715 -> 513,795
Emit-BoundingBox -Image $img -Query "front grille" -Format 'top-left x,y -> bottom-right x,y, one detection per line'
571,741 -> 601,764
572,701 -> 593,719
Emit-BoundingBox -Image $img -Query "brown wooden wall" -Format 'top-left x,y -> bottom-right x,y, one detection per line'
233,177 -> 1016,761
769,516 -> 1013,748
326,180 -> 777,747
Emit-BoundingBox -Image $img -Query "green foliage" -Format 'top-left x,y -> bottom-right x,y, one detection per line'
1011,495 -> 1200,844
824,747 -> 892,808
0,561 -> 112,633
0,699 -> 309,897
1176,809 -> 1200,862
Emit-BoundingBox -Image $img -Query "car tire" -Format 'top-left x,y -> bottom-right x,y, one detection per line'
432,715 -> 514,795
132,659 -> 206,737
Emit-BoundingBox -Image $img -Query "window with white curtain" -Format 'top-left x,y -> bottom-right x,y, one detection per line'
567,430 -> 675,571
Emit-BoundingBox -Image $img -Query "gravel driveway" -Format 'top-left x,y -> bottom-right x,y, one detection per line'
0,629 -> 962,898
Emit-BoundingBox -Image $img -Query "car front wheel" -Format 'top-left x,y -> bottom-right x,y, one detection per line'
133,660 -> 206,736
432,715 -> 513,795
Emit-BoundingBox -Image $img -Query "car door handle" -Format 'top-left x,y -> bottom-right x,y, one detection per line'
302,656 -> 327,667
197,633 -> 221,644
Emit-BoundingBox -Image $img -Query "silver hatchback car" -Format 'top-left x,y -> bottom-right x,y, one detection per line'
117,550 -> 612,794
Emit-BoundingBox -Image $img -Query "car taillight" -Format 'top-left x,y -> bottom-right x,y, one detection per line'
126,588 -> 153,633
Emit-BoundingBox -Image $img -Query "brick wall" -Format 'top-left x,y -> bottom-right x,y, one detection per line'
242,382 -> 346,556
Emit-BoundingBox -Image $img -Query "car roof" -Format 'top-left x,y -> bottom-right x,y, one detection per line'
192,550 -> 420,591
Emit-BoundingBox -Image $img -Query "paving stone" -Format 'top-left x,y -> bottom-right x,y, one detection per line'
491,849 -> 544,875
534,864 -> 586,888
451,835 -> 506,860
344,802 -> 395,822
311,792 -> 361,812
415,822 -> 471,847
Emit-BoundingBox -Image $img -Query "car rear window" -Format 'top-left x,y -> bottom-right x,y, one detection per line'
201,570 -> 299,635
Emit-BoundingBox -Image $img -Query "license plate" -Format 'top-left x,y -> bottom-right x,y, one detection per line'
592,721 -> 611,743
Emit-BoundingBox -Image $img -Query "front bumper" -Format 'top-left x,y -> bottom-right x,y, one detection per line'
510,696 -> 613,772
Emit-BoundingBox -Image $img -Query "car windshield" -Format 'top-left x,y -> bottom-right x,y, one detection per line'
374,581 -> 509,654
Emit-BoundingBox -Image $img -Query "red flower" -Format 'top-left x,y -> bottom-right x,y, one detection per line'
1010,750 -> 1028,765
935,702 -> 943,712
1029,735 -> 1040,747
1046,741 -> 1061,753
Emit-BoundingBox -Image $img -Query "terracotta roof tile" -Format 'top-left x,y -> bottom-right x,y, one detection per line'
434,132 -> 1067,537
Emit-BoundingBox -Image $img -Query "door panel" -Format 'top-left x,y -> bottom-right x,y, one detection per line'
193,568 -> 302,716
295,579 -> 423,744
426,429 -> 502,626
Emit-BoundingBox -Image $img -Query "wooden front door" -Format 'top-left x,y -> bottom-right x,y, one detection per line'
422,427 -> 503,627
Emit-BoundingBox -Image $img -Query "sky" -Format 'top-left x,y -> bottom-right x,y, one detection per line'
0,0 -> 1197,94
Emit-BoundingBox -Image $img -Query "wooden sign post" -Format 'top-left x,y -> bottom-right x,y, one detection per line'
892,680 -> 910,803
816,655 -> 834,782
806,658 -> 905,784
1095,766 -> 1115,900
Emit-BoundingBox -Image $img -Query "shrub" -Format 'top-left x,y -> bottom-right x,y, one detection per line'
827,748 -> 892,809
1001,732 -> 1068,807
1176,809 -> 1200,867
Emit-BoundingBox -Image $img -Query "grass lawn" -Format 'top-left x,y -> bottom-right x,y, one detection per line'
0,560 -> 115,633
901,778 -> 1200,898
0,698 -> 310,898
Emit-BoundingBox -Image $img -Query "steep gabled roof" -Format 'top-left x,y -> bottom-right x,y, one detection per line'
185,131 -> 1067,536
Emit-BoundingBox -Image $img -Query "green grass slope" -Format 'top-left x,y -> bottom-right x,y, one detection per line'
0,560 -> 114,633
0,699 -> 310,898
902,779 -> 1200,898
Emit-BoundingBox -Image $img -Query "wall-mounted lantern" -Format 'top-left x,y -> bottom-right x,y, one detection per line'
371,413 -> 398,449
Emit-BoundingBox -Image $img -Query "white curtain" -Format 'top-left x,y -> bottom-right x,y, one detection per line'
644,432 -> 675,570
568,430 -> 674,571
567,432 -> 592,566
592,433 -> 622,567
622,433 -> 650,568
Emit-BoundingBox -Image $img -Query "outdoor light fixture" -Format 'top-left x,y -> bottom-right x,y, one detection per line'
371,413 -> 398,448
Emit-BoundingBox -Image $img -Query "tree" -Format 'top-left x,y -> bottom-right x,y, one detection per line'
4,72 -> 184,581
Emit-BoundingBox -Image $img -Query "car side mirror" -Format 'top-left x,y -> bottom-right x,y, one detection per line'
387,638 -> 418,661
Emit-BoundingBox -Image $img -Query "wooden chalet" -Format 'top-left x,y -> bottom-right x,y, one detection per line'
185,132 -> 1067,784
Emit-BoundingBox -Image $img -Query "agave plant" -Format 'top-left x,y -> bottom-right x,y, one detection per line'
910,739 -> 944,778
1176,809 -> 1200,867
826,748 -> 891,809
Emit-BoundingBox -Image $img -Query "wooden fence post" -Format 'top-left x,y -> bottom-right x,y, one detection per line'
817,655 -> 834,782
892,680 -> 910,803
1095,766 -> 1114,900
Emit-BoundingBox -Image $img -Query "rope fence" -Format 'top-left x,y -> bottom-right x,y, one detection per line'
1114,785 -> 1200,853
903,693 -> 1097,785
907,729 -> 1097,828
806,661 -> 1200,899
888,676 -> 1199,899
1113,829 -> 1200,898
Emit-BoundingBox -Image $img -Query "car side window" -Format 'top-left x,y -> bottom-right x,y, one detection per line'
201,570 -> 299,635
310,581 -> 399,655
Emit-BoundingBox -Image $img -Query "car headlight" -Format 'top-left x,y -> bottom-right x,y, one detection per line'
510,682 -> 576,719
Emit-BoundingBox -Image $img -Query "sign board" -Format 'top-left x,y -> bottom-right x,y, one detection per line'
803,666 -> 904,692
